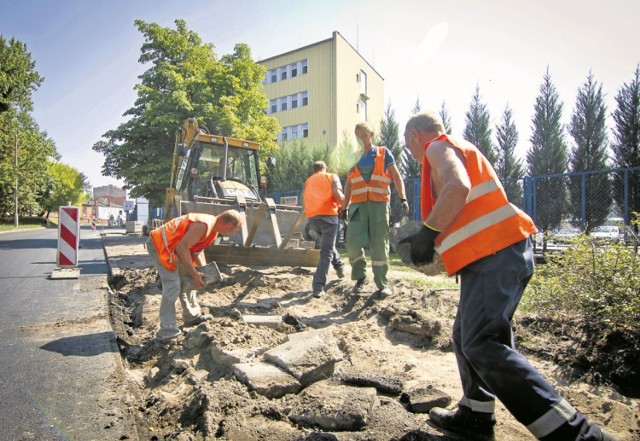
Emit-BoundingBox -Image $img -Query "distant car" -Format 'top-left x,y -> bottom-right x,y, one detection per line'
591,225 -> 621,243
550,227 -> 581,244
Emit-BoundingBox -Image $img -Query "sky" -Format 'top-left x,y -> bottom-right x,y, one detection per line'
1,0 -> 639,191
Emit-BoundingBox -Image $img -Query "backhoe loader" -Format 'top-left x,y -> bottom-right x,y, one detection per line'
164,118 -> 319,267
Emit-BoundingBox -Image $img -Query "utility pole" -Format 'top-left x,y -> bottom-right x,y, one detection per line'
14,133 -> 19,228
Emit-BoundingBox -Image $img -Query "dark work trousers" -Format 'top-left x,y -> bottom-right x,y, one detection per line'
309,217 -> 343,290
455,237 -> 603,440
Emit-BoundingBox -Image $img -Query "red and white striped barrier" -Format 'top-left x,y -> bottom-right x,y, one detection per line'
57,206 -> 80,267
91,215 -> 96,230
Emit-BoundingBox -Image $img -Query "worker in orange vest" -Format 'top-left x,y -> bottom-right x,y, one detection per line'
303,161 -> 346,298
147,210 -> 244,341
401,112 -> 613,441
344,122 -> 410,297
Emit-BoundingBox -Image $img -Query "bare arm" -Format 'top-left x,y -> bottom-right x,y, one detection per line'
332,175 -> 345,206
343,178 -> 352,207
175,222 -> 207,287
387,164 -> 406,200
425,141 -> 470,231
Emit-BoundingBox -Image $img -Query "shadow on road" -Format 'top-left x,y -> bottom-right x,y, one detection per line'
40,331 -> 118,356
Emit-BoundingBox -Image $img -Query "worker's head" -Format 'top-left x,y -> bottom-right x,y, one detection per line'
404,112 -> 445,162
312,161 -> 327,173
215,210 -> 244,236
354,122 -> 374,148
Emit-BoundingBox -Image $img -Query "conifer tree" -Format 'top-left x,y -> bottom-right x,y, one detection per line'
527,68 -> 569,233
567,72 -> 610,231
439,101 -> 452,134
495,105 -> 524,205
463,85 -> 497,165
402,97 -> 422,177
611,65 -> 640,220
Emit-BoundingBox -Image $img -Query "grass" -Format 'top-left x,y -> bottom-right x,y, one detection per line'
0,216 -> 48,232
338,248 -> 458,290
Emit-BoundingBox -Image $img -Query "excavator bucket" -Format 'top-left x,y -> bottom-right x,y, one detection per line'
179,196 -> 321,267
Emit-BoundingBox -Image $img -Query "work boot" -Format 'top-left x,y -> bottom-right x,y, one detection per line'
352,277 -> 367,293
334,265 -> 345,279
183,313 -> 213,327
377,287 -> 392,298
429,405 -> 496,441
312,287 -> 325,298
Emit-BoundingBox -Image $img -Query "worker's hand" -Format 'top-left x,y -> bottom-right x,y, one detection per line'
400,199 -> 410,218
398,224 -> 440,266
341,207 -> 349,223
191,272 -> 206,289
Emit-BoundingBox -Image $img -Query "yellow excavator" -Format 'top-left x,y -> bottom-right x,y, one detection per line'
164,118 -> 319,267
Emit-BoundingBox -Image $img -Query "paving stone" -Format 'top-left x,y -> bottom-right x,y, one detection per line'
242,314 -> 283,329
400,385 -> 452,413
233,361 -> 301,398
289,381 -> 377,431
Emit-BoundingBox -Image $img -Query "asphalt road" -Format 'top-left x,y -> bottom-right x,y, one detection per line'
0,226 -> 137,441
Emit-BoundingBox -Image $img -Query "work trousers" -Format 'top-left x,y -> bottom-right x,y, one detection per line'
308,217 -> 343,290
346,201 -> 389,289
146,238 -> 203,340
455,238 -> 602,440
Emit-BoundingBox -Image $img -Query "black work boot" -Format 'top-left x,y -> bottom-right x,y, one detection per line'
429,405 -> 496,441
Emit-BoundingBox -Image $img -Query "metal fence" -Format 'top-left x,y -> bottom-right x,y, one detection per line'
271,167 -> 640,233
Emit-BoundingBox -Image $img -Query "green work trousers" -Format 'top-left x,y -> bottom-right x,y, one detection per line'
346,201 -> 390,289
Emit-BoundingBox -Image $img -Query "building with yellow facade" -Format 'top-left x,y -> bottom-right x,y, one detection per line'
258,31 -> 384,150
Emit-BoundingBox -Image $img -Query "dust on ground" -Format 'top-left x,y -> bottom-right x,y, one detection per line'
108,263 -> 640,441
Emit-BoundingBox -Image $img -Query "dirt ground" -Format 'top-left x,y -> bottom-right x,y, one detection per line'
107,262 -> 640,441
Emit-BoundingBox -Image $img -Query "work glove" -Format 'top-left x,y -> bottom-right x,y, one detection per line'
341,207 -> 349,223
400,199 -> 410,218
398,224 -> 440,266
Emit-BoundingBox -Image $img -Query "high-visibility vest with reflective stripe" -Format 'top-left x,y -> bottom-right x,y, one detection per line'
348,146 -> 392,203
304,172 -> 340,218
421,134 -> 537,275
149,213 -> 218,271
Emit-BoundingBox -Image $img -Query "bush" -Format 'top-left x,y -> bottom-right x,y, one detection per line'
522,235 -> 640,332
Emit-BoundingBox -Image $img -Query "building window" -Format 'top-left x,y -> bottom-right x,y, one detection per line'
291,96 -> 298,108
270,69 -> 277,83
280,97 -> 288,111
358,97 -> 367,121
291,126 -> 298,139
281,69 -> 287,80
302,59 -> 308,74
291,66 -> 297,77
270,99 -> 277,114
302,91 -> 308,106
302,123 -> 309,138
359,70 -> 367,95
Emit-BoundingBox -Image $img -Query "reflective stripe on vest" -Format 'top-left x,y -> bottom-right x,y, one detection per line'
304,172 -> 340,218
348,147 -> 392,203
421,135 -> 537,275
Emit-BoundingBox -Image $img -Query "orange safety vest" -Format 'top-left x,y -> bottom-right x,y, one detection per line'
421,134 -> 537,275
303,172 -> 341,218
347,146 -> 392,203
149,213 -> 218,271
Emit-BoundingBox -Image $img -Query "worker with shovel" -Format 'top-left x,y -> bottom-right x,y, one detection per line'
400,112 -> 614,441
147,210 -> 244,341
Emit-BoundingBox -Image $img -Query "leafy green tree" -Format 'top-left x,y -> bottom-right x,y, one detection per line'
92,19 -> 279,207
39,162 -> 88,218
439,101 -> 452,134
611,65 -> 640,222
463,85 -> 497,165
268,140 -> 327,194
495,105 -> 524,205
527,68 -> 569,234
567,72 -> 610,231
0,36 -> 43,114
0,111 -> 58,216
